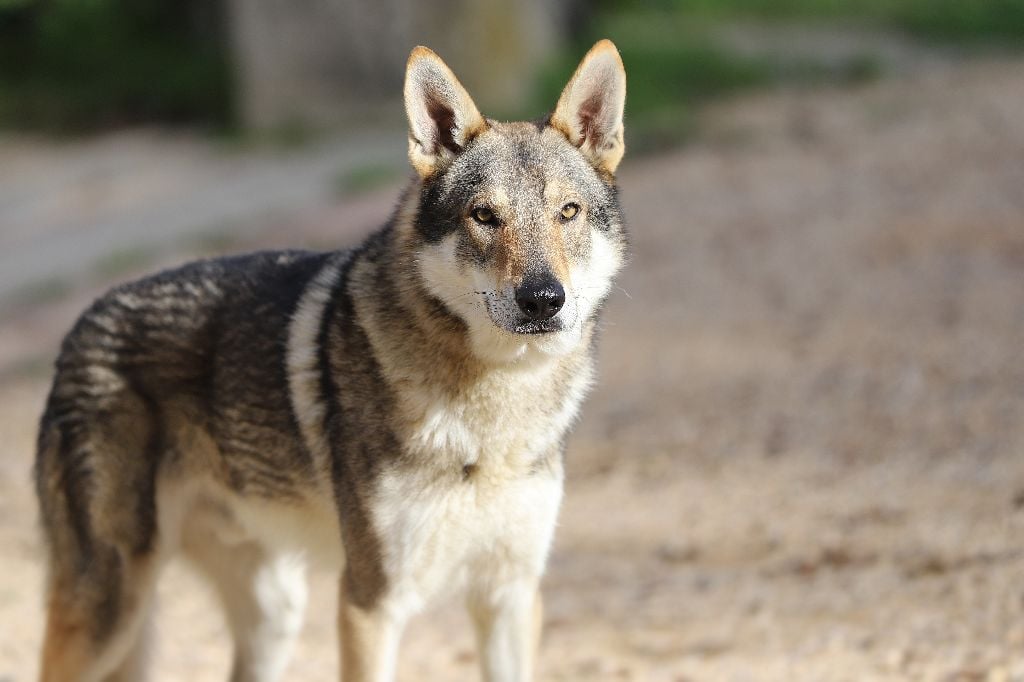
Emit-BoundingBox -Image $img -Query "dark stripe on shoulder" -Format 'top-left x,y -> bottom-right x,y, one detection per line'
315,234 -> 391,608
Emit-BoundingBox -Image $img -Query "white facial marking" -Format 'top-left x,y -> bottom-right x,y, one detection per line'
568,229 -> 622,323
418,235 -> 529,364
417,229 -> 622,365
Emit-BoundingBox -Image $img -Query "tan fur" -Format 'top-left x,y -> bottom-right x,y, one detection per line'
41,555 -> 158,682
497,221 -> 530,287
40,598 -> 91,682
339,582 -> 401,682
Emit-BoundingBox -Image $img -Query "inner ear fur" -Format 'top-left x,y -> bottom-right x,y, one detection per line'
404,46 -> 487,178
550,39 -> 627,175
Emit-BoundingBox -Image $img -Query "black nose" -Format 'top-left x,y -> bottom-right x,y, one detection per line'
515,276 -> 565,321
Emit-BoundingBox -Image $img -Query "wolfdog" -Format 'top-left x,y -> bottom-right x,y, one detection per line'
35,39 -> 627,682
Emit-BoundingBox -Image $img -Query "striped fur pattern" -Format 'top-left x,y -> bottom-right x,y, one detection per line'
35,40 -> 627,682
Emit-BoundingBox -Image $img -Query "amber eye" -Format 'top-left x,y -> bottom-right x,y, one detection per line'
560,203 -> 580,221
471,207 -> 496,225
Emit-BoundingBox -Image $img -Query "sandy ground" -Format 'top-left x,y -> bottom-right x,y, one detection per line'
2,57 -> 1024,681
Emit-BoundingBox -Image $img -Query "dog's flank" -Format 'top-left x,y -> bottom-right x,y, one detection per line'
35,40 -> 627,682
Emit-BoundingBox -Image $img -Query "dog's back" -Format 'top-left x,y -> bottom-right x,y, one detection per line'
37,249 -> 332,507
35,251 -> 333,678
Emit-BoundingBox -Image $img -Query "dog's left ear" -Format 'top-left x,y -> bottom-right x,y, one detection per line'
550,39 -> 627,175
404,46 -> 487,179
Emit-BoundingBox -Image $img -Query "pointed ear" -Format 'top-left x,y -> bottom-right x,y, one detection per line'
550,39 -> 627,175
404,46 -> 487,179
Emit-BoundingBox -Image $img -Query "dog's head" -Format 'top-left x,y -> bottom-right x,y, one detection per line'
404,40 -> 627,364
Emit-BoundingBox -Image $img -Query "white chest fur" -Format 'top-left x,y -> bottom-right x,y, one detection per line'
401,358 -> 590,475
373,461 -> 563,617
370,358 -> 589,615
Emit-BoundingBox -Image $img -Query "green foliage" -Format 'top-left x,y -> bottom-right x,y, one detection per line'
0,0 -> 232,132
607,0 -> 1024,43
2,0 -> 1019,135
892,0 -> 1024,42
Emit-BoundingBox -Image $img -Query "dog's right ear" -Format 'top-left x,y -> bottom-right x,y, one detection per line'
404,46 -> 487,179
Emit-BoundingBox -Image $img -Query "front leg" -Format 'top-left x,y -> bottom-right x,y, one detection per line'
338,575 -> 406,682
468,579 -> 543,682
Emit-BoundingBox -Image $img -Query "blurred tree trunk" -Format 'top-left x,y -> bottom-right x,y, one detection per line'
225,0 -> 578,131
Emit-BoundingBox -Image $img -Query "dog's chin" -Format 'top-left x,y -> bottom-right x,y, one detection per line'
463,313 -> 582,366
523,325 -> 583,359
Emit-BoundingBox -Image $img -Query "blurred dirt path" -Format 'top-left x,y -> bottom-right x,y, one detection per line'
0,129 -> 404,303
2,57 -> 1024,681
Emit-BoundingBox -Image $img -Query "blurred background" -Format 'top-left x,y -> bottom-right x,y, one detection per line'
2,1 -> 1024,680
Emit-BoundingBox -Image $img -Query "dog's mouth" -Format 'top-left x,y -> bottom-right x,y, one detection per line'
510,319 -> 563,335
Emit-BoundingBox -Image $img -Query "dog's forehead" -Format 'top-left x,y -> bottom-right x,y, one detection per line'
443,122 -> 604,204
